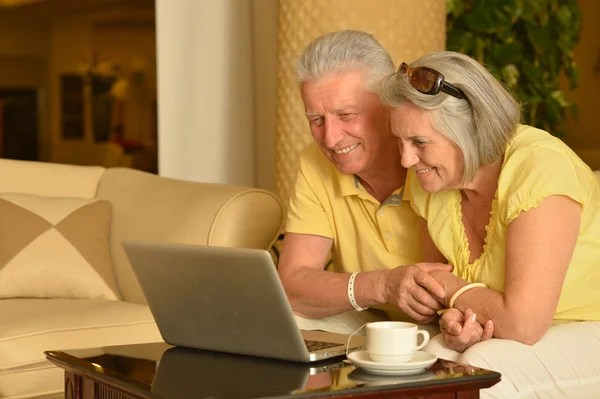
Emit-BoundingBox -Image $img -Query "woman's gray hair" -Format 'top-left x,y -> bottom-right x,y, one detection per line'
296,30 -> 394,91
379,51 -> 521,183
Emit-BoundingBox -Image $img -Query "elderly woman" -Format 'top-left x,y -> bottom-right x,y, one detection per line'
379,51 -> 600,397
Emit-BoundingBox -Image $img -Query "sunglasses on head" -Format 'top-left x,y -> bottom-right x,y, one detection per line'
398,62 -> 466,100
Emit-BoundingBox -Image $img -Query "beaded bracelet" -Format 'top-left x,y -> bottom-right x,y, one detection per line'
347,272 -> 368,311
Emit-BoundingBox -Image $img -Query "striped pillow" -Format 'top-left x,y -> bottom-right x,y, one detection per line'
0,193 -> 119,300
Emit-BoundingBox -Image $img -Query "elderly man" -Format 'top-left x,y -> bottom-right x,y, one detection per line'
278,30 -> 452,323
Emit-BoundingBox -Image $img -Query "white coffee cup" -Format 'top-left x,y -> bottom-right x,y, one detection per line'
366,321 -> 430,363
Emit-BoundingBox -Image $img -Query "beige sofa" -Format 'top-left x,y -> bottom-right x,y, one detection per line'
0,158 -> 284,399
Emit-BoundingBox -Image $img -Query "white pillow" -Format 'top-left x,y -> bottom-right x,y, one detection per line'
0,193 -> 119,300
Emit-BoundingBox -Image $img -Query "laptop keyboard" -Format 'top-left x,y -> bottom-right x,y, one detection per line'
304,339 -> 342,352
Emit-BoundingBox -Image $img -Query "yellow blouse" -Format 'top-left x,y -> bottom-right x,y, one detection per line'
409,125 -> 600,321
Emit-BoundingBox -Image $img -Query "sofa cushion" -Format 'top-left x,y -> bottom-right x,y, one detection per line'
424,321 -> 600,398
0,298 -> 162,369
0,298 -> 163,398
0,361 -> 63,399
0,194 -> 119,300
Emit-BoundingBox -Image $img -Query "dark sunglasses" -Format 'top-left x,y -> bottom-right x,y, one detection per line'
398,62 -> 466,100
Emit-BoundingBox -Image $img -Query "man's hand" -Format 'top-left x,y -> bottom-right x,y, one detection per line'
383,262 -> 453,322
439,308 -> 494,352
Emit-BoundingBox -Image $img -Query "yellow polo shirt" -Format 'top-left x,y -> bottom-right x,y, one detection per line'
285,143 -> 422,275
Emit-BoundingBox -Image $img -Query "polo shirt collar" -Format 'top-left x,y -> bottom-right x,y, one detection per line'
339,172 -> 359,197
338,171 -> 411,205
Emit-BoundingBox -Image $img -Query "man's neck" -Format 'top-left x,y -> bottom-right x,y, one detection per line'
357,161 -> 407,204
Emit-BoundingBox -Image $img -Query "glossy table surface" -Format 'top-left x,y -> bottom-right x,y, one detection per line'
46,342 -> 501,398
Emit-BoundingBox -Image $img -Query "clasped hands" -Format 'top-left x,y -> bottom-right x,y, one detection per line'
439,308 -> 494,352
382,263 -> 494,352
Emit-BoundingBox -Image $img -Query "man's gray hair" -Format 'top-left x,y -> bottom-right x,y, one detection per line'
296,30 -> 394,91
379,51 -> 521,183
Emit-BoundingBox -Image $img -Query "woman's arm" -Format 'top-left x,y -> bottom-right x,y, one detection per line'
435,195 -> 581,345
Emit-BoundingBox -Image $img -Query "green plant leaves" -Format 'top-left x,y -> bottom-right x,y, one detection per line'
462,0 -> 522,33
446,0 -> 466,17
556,4 -> 574,27
520,60 -> 541,83
492,41 -> 524,65
521,0 -> 549,24
565,61 -> 579,90
446,0 -> 582,136
526,25 -> 552,56
501,65 -> 520,88
447,29 -> 475,54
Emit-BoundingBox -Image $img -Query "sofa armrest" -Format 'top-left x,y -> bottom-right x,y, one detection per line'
208,190 -> 283,249
96,167 -> 284,304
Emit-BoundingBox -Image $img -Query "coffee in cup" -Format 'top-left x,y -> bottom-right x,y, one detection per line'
366,321 -> 430,363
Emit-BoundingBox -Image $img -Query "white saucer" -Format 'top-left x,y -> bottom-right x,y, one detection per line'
346,350 -> 438,376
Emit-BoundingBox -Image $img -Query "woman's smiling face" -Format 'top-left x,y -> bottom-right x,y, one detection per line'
391,103 -> 465,192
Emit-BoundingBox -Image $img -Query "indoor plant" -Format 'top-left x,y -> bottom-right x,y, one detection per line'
446,0 -> 582,137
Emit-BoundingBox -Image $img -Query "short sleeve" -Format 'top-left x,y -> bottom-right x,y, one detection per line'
502,146 -> 585,224
284,148 -> 334,238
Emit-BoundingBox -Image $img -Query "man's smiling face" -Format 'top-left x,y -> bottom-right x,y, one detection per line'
301,69 -> 392,176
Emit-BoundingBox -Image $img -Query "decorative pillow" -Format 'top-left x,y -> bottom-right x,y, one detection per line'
0,193 -> 119,300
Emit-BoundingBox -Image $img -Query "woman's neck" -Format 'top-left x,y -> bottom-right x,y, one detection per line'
461,158 -> 503,209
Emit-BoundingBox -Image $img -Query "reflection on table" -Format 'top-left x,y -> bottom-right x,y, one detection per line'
45,342 -> 501,399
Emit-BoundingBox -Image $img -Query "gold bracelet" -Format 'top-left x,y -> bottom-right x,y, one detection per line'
449,282 -> 488,308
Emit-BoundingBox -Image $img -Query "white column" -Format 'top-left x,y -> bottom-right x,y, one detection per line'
156,0 -> 255,185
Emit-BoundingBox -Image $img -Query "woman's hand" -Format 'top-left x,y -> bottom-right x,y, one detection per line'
439,308 -> 494,352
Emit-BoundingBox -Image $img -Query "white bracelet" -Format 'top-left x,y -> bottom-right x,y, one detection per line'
348,272 -> 368,312
449,282 -> 488,308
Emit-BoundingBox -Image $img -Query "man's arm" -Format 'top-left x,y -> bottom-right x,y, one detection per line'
277,232 -> 384,318
278,232 -> 452,321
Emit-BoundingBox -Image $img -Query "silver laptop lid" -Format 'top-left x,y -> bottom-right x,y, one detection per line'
123,240 -> 314,362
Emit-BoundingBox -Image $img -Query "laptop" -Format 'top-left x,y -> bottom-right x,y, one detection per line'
122,240 -> 365,363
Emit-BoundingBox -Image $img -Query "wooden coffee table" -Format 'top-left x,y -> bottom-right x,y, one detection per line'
45,342 -> 500,399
